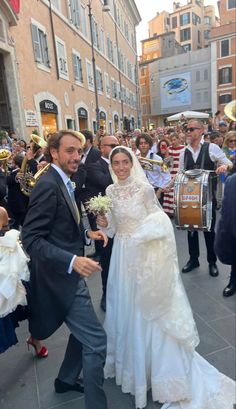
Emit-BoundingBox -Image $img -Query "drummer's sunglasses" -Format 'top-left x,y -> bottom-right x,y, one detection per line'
187,127 -> 201,132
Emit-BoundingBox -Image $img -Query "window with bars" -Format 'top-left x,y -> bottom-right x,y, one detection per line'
219,67 -> 232,84
31,23 -> 50,67
180,28 -> 191,41
72,52 -> 83,83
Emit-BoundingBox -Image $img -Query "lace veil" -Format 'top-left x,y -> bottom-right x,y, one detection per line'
109,146 -> 163,209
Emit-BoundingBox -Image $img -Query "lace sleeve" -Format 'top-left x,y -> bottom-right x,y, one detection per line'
143,184 -> 163,214
97,185 -> 116,238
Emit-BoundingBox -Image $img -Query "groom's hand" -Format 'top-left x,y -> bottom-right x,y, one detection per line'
73,256 -> 102,277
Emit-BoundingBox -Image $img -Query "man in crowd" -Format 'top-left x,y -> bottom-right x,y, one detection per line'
86,135 -> 119,311
179,119 -> 232,277
22,130 -> 108,409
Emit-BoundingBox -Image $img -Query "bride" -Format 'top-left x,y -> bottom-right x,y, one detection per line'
97,146 -> 235,409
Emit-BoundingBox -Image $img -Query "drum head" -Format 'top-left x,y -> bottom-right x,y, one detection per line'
185,169 -> 202,177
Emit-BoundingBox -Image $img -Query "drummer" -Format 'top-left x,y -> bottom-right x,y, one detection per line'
178,119 -> 232,277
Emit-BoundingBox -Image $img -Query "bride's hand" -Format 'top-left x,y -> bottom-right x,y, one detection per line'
96,215 -> 108,228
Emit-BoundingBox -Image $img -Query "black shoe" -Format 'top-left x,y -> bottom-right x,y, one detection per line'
223,281 -> 236,297
54,378 -> 84,394
100,294 -> 106,312
209,263 -> 219,277
182,259 -> 200,273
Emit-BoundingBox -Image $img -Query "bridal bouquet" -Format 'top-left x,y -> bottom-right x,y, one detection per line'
86,194 -> 112,216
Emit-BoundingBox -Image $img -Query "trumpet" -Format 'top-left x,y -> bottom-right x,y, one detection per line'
139,156 -> 173,172
0,149 -> 12,175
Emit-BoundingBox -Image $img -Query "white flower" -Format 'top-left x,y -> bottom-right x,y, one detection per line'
86,194 -> 112,216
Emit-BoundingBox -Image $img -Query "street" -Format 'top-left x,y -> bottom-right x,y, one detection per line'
0,219 -> 235,409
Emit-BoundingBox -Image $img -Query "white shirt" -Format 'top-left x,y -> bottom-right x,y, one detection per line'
179,139 -> 231,171
51,164 -> 90,274
81,146 -> 92,164
143,151 -> 171,189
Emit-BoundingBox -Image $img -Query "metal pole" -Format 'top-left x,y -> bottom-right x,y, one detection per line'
88,1 -> 100,132
113,1 -> 124,131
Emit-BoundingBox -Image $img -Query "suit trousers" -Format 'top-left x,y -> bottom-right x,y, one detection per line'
187,203 -> 217,264
58,278 -> 107,409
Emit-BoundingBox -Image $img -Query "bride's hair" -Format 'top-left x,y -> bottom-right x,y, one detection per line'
110,147 -> 133,163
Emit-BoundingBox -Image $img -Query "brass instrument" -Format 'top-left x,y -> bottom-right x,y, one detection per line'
139,156 -> 173,172
20,163 -> 50,196
20,134 -> 48,196
0,149 -> 12,175
224,100 -> 236,122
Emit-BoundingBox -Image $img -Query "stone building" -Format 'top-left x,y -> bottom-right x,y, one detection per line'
0,0 -> 141,138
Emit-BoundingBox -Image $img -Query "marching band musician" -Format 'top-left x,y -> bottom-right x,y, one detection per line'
178,119 -> 232,277
135,133 -> 171,205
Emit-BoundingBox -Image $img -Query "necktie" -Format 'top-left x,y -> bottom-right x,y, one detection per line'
67,180 -> 80,224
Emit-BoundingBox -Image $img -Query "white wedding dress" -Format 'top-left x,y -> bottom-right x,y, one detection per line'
103,176 -> 235,409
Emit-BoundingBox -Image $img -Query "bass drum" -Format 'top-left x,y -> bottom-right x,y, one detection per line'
174,169 -> 212,231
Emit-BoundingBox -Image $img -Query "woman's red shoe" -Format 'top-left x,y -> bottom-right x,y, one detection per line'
26,337 -> 48,358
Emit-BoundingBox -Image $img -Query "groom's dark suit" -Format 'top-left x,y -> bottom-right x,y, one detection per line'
22,165 -> 107,409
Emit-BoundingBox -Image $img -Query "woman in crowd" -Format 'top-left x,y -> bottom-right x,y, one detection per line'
222,131 -> 236,174
162,133 -> 185,217
97,146 -> 235,409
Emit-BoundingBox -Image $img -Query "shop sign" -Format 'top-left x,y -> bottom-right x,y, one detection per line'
25,110 -> 38,127
40,100 -> 58,113
78,108 -> 88,118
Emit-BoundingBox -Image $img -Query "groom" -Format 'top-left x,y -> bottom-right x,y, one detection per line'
22,130 -> 108,409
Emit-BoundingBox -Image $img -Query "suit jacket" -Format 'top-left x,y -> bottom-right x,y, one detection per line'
6,169 -> 29,215
215,173 -> 236,265
85,157 -> 113,198
0,169 -> 6,208
83,146 -> 101,167
22,166 -> 85,339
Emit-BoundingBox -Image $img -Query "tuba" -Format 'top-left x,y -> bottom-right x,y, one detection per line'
0,149 -> 12,175
20,134 -> 49,196
224,100 -> 236,122
139,156 -> 173,172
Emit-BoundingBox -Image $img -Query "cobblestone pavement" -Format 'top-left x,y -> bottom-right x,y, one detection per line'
0,221 -> 235,409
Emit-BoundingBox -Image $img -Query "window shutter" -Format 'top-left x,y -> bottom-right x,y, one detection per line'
72,53 -> 79,79
31,24 -> 41,62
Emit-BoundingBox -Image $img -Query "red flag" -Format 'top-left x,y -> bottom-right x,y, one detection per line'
8,0 -> 20,14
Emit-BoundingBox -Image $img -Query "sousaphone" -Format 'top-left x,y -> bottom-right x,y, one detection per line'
224,100 -> 236,122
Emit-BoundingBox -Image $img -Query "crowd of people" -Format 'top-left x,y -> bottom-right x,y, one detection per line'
0,113 -> 235,409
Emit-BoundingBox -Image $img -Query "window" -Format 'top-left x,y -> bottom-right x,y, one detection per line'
56,38 -> 68,78
204,69 -> 208,80
221,39 -> 229,57
91,17 -> 99,49
196,71 -> 200,81
0,19 -> 5,41
100,29 -> 105,54
69,0 -> 80,28
196,92 -> 201,103
72,51 -> 83,83
204,91 -> 208,101
180,28 -> 191,41
86,60 -> 94,89
51,0 -> 60,10
204,30 -> 211,39
172,16 -> 177,28
198,30 -> 201,43
31,22 -> 50,67
111,79 -> 117,99
107,35 -> 114,63
219,94 -> 232,104
228,0 -> 236,8
204,16 -> 211,24
219,67 -> 232,84
180,12 -> 190,26
192,12 -> 201,25
104,73 -> 110,97
96,69 -> 103,92
183,43 -> 191,51
80,5 -> 87,37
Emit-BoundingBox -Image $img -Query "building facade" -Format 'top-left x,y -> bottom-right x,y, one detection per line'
210,0 -> 236,114
148,48 -> 211,126
148,1 -> 219,52
0,0 -> 141,138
